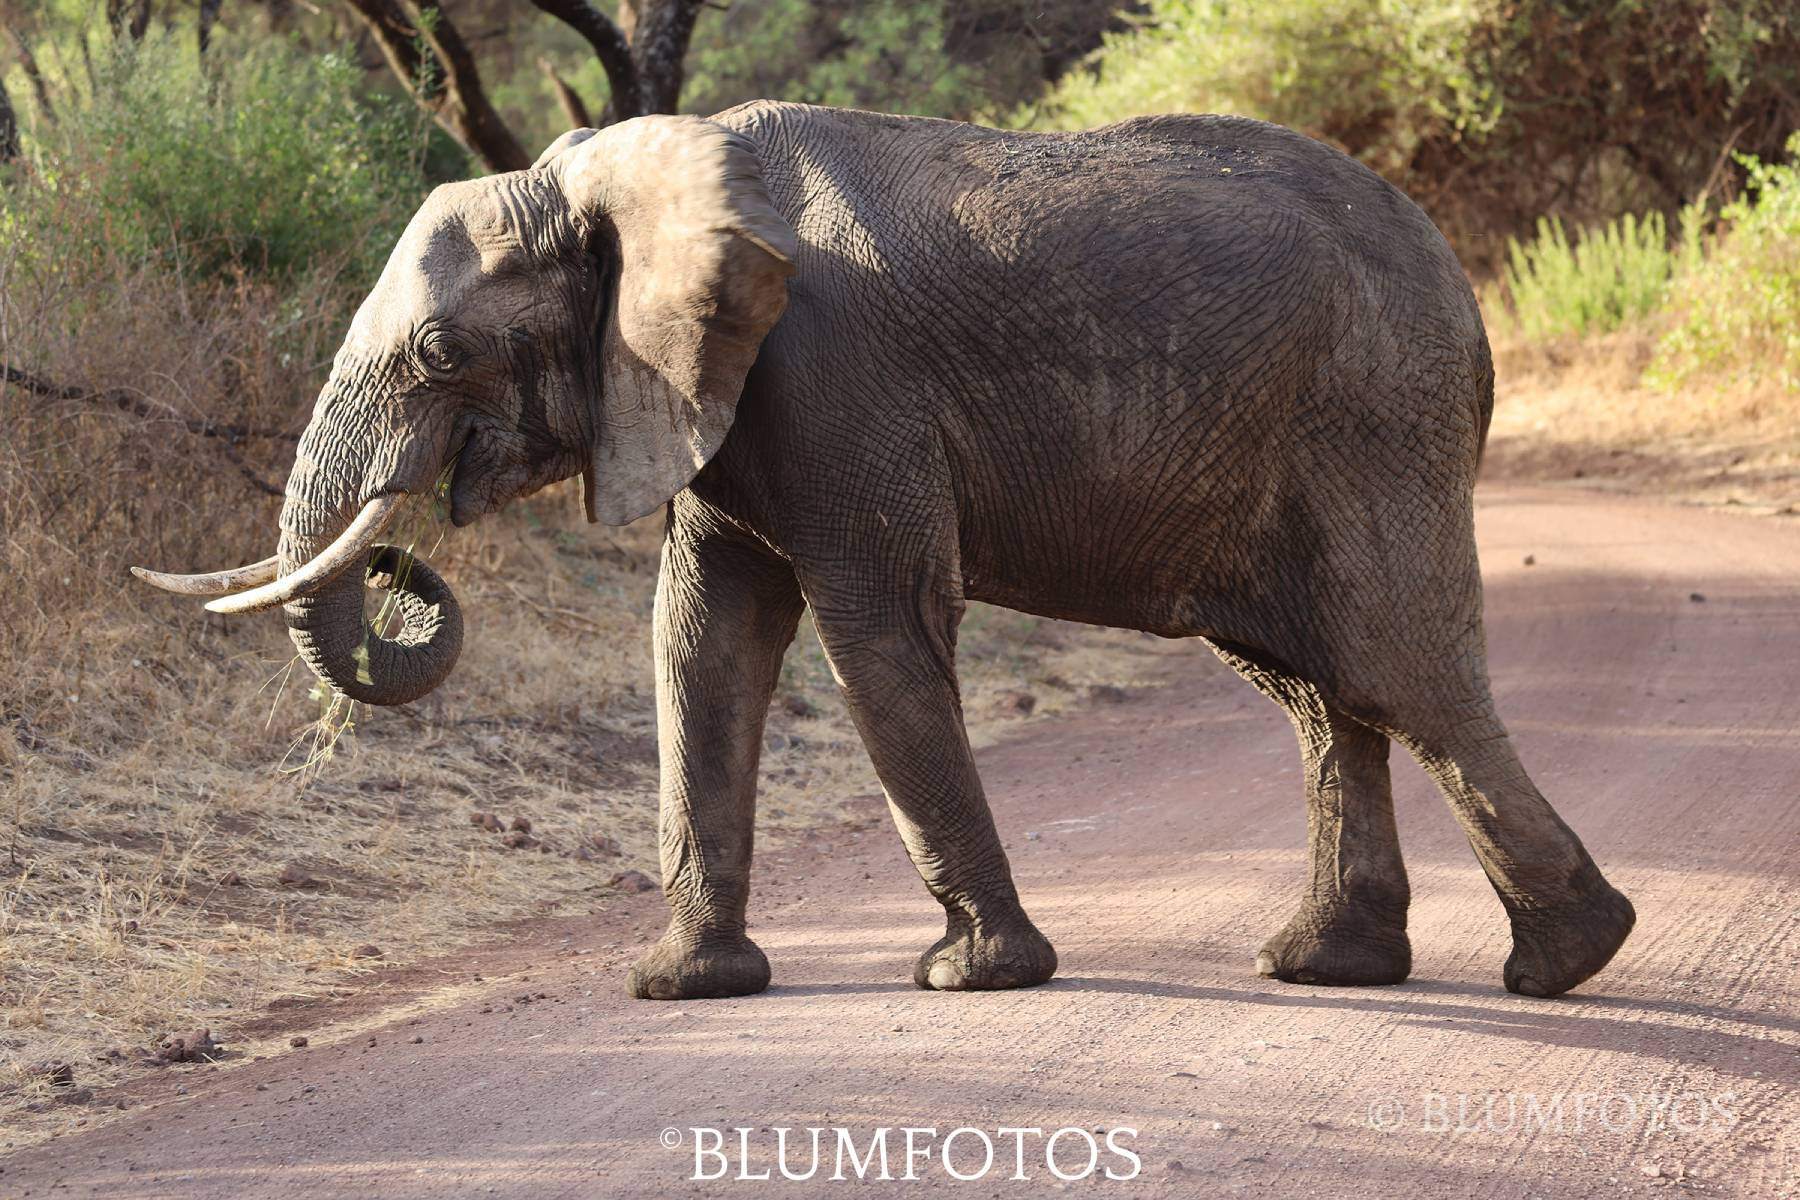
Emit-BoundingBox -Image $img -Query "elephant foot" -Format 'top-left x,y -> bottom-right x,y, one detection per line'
1503,869 -> 1635,998
1256,899 -> 1411,986
627,933 -> 770,1001
914,914 -> 1057,992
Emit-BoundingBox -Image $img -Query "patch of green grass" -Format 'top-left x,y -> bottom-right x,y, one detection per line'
1495,208 -> 1702,342
1651,134 -> 1800,392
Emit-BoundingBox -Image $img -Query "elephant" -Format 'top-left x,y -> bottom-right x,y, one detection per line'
135,101 -> 1635,1002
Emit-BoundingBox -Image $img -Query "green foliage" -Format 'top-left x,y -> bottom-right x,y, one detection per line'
1498,210 -> 1700,341
1652,135 -> 1800,391
684,1 -> 982,120
1022,0 -> 1495,179
1025,0 -> 1799,269
2,31 -> 442,281
495,0 -> 1123,141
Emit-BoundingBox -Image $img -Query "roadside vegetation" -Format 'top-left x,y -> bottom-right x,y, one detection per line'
1,0 -> 1795,1147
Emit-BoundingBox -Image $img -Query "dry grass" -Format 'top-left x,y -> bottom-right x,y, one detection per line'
0,222 -> 1170,1148
1482,318 -> 1800,512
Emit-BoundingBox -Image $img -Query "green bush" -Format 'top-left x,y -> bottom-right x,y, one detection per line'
2,32 -> 439,281
1652,135 -> 1800,391
1020,0 -> 1495,180
1497,209 -> 1700,341
1024,0 -> 1799,270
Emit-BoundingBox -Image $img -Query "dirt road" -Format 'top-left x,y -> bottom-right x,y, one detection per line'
5,486 -> 1797,1198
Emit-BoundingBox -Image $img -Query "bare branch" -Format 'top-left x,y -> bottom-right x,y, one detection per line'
528,0 -> 640,121
342,0 -> 530,173
537,55 -> 592,129
1,362 -> 299,444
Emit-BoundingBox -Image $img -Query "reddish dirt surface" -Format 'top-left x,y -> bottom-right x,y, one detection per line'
4,486 -> 1798,1197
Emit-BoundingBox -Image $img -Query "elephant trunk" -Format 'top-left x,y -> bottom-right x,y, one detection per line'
274,399 -> 463,708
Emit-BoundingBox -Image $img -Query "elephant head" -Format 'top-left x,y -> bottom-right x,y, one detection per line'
133,117 -> 797,706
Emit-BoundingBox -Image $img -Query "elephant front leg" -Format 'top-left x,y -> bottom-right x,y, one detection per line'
627,506 -> 804,1001
806,572 -> 1056,993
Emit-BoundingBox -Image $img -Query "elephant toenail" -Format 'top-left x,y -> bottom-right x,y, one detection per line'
1513,975 -> 1549,997
1254,952 -> 1277,977
927,961 -> 963,990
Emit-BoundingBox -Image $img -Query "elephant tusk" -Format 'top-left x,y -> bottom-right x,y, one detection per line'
203,495 -> 406,616
130,555 -> 280,596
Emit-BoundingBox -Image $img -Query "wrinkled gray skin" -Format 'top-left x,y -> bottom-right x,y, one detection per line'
237,102 -> 1636,1001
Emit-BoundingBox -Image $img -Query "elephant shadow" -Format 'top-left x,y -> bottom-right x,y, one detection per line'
769,973 -> 1799,1088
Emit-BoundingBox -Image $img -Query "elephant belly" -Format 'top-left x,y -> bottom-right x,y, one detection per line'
953,439 -> 1279,641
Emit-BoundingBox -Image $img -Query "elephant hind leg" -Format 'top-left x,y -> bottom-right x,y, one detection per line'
1385,685 -> 1635,998
1209,641 -> 1412,986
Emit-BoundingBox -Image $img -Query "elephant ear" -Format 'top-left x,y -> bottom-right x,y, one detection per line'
548,117 -> 797,526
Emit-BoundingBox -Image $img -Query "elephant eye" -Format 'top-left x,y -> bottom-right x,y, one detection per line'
418,333 -> 467,376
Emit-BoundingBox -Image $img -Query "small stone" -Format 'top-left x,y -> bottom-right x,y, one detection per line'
289,1036 -> 308,1049
991,690 -> 1037,717
350,944 -> 383,960
155,1029 -> 219,1064
510,815 -> 533,834
781,694 -> 818,719
501,830 -> 536,850
607,869 -> 658,894
587,833 -> 622,856
1087,684 -> 1129,704
277,863 -> 319,889
1641,1163 -> 1664,1179
27,1062 -> 74,1087
409,1036 -> 424,1045
472,812 -> 505,833
217,871 -> 245,887
1522,554 -> 1535,566
1689,592 -> 1706,603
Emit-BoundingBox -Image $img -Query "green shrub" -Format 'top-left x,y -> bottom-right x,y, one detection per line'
1651,134 -> 1800,391
2,32 -> 439,281
1497,209 -> 1700,341
1024,0 -> 1799,271
1019,0 -> 1495,176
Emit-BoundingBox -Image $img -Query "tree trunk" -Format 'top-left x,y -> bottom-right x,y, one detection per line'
626,0 -> 702,117
7,25 -> 56,126
198,0 -> 224,54
0,79 -> 19,164
106,0 -> 153,41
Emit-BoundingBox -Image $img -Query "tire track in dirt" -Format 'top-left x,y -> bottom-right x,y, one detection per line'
3,486 -> 1796,1197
